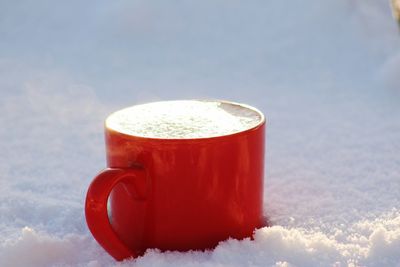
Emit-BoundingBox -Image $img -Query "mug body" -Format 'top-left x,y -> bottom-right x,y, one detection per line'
105,110 -> 265,253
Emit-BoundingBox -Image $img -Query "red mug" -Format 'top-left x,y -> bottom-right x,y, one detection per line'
85,100 -> 266,261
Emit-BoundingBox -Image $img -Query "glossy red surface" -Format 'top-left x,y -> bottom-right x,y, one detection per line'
85,117 -> 265,261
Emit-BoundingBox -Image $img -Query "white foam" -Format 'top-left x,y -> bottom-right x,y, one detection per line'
106,100 -> 263,139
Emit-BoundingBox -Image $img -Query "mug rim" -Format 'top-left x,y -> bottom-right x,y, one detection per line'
105,99 -> 266,141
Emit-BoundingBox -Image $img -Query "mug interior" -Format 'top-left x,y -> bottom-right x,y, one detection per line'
105,100 -> 264,139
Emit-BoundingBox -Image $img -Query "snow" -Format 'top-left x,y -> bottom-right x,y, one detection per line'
105,100 -> 262,139
0,0 -> 399,266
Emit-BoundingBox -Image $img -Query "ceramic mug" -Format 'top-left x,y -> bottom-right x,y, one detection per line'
85,100 -> 266,261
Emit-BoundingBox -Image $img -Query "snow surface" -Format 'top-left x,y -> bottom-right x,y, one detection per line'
0,0 -> 399,266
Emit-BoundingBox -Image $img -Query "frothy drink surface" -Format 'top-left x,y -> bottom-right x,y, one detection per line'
106,100 -> 263,139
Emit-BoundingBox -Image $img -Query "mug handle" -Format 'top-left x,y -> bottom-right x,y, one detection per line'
85,167 -> 146,261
